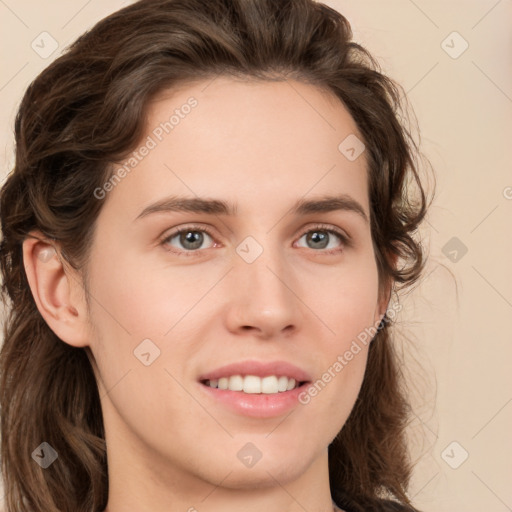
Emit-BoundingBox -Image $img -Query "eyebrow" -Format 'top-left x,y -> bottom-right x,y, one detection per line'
135,194 -> 369,224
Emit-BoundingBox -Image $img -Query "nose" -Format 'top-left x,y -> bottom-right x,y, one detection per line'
223,242 -> 302,340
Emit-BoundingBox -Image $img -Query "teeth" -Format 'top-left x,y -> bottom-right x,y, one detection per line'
229,375 -> 244,391
277,376 -> 288,392
261,376 -> 278,394
243,375 -> 261,394
205,375 -> 300,394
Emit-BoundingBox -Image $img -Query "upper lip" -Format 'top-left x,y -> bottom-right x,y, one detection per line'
198,360 -> 312,383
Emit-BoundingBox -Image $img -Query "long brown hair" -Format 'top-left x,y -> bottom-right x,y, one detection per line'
0,1 -> 433,510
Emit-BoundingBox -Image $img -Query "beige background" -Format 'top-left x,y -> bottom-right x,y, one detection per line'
1,1 -> 511,511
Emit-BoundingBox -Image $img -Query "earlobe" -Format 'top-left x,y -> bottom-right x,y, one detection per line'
22,232 -> 89,348
373,277 -> 394,330
373,303 -> 388,332
374,252 -> 399,325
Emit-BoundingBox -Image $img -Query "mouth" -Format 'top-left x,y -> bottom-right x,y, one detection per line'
197,360 -> 312,418
200,375 -> 309,394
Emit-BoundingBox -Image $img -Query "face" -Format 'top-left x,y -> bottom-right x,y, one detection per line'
83,77 -> 386,494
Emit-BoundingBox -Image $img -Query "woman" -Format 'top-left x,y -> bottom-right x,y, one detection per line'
0,0 -> 433,511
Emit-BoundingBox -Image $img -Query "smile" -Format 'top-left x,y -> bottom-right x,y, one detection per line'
202,375 -> 303,394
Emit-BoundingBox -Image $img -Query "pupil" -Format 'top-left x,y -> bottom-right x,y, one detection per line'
309,231 -> 328,249
182,231 -> 203,250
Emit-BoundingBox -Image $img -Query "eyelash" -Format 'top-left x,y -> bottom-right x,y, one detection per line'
160,223 -> 351,258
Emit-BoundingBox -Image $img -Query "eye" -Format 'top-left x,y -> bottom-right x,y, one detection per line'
161,225 -> 216,255
160,223 -> 350,257
295,225 -> 349,254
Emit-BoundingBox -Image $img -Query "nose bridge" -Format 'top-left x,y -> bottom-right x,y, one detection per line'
237,236 -> 288,296
227,234 -> 300,334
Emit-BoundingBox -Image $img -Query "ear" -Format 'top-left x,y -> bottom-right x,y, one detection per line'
22,231 -> 90,348
373,252 -> 398,326
374,280 -> 392,326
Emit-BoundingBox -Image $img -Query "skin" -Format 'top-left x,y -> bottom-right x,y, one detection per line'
23,77 -> 390,512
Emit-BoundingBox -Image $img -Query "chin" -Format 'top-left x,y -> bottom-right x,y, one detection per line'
220,459 -> 310,490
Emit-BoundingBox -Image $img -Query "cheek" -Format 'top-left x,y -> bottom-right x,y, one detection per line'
84,252 -> 223,401
86,252 -> 215,340
308,257 -> 380,341
296,342 -> 369,455
299,260 -> 379,423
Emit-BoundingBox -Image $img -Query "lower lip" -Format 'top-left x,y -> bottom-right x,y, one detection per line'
198,382 -> 310,418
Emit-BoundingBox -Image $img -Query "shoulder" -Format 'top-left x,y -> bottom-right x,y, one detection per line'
332,489 -> 420,512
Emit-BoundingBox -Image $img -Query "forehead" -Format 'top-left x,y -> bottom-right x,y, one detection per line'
101,77 -> 369,221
